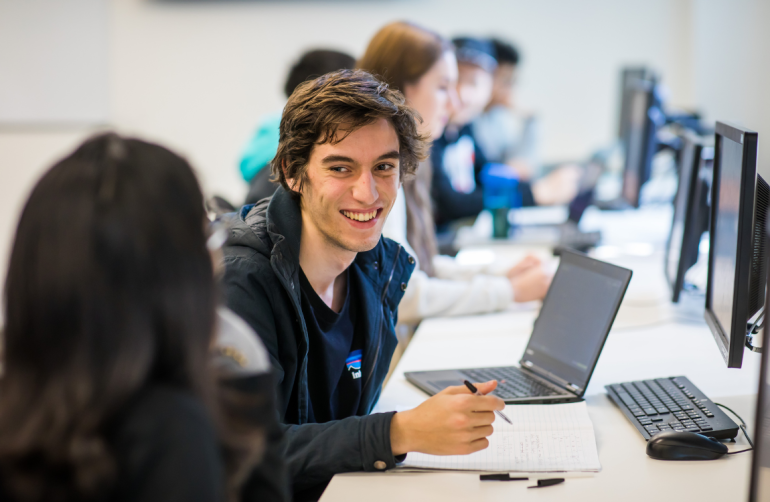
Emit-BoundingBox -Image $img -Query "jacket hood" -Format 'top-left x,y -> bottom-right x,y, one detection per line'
219,198 -> 273,258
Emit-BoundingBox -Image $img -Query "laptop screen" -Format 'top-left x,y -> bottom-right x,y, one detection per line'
522,251 -> 632,393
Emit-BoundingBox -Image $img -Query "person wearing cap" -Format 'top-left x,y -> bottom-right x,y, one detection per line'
430,37 -> 537,229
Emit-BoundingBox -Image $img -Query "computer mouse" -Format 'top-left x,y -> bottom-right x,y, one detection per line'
646,431 -> 728,460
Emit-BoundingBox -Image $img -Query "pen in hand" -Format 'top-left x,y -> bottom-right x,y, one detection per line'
463,380 -> 513,425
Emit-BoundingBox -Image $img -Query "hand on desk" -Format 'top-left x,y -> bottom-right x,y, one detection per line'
506,254 -> 542,276
506,256 -> 552,303
389,380 -> 505,457
531,164 -> 582,206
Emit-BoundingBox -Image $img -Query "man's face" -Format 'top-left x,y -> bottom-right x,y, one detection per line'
295,118 -> 400,253
450,62 -> 494,126
490,63 -> 517,108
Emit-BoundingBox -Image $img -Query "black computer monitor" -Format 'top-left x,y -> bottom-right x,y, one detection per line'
704,121 -> 769,368
665,132 -> 712,303
620,79 -> 663,208
617,67 -> 654,141
749,245 -> 770,501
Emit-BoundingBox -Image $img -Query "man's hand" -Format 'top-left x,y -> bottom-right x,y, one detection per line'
390,380 -> 505,456
509,266 -> 552,303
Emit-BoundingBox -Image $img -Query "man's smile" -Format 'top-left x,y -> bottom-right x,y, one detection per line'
341,208 -> 382,222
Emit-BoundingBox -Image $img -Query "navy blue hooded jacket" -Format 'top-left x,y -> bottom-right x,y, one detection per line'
220,187 -> 415,492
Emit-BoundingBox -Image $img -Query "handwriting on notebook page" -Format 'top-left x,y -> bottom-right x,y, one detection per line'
501,432 -> 594,471
399,401 -> 602,472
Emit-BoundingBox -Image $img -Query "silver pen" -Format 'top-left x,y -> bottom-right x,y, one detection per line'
463,380 -> 512,425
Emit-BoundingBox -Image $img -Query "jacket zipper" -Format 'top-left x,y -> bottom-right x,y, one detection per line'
362,246 -> 401,395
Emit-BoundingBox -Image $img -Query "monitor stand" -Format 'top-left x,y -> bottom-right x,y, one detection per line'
746,307 -> 765,353
672,287 -> 706,324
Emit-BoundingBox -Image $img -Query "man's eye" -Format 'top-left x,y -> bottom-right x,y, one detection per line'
330,166 -> 349,173
377,163 -> 396,171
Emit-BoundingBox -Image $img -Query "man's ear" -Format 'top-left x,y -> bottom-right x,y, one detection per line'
283,159 -> 301,194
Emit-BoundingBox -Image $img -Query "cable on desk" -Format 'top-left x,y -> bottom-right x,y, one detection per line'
715,402 -> 753,454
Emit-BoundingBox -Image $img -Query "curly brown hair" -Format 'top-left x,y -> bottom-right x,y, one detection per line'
271,69 -> 430,195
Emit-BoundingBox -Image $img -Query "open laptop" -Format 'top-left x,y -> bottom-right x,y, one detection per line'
405,249 -> 632,404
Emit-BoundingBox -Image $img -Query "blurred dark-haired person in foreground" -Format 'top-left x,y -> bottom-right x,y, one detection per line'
0,133 -> 287,502
240,49 -> 357,205
221,70 -> 505,501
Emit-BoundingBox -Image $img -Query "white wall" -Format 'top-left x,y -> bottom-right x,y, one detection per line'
3,0 -> 768,297
691,0 -> 770,178
0,0 -> 109,124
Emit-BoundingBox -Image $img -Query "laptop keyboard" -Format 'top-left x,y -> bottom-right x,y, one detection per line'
462,367 -> 561,399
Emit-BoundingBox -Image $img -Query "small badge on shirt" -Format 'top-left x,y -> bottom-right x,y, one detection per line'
346,350 -> 362,379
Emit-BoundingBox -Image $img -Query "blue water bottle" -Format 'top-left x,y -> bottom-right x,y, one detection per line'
481,163 -> 521,239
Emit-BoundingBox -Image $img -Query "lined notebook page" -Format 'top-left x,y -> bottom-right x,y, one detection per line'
399,401 -> 601,472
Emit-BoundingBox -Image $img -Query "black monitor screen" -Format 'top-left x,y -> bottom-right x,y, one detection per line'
621,87 -> 650,207
709,136 -> 743,338
704,121 -> 765,368
666,136 -> 700,295
523,251 -> 631,393
618,68 -> 651,140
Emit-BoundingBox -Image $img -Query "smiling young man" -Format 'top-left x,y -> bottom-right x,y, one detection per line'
221,70 -> 505,499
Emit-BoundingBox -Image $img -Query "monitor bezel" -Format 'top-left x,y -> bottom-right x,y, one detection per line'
665,131 -> 706,303
620,79 -> 657,208
704,121 -> 759,369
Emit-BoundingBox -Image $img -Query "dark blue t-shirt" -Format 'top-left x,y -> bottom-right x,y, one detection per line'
299,268 -> 362,423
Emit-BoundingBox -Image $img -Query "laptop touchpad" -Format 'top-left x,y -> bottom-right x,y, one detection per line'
429,380 -> 464,391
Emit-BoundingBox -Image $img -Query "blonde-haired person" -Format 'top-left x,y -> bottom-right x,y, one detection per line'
358,21 -> 551,326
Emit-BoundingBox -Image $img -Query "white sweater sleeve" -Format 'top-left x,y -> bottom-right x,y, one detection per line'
397,270 -> 513,325
432,254 -> 503,280
383,187 -> 513,324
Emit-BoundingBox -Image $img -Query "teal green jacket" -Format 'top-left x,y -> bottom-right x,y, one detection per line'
239,112 -> 281,182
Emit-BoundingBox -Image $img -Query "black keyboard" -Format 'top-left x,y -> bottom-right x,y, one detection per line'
462,366 -> 561,399
606,376 -> 739,440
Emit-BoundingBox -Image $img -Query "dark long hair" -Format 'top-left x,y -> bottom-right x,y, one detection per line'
358,22 -> 450,276
0,133 -> 255,501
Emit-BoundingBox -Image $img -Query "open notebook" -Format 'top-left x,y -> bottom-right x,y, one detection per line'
398,401 -> 601,472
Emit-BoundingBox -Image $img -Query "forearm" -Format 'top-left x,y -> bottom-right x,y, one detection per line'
398,271 -> 513,324
281,412 -> 399,491
432,171 -> 485,225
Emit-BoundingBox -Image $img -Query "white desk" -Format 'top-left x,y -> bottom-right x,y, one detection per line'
320,207 -> 761,501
